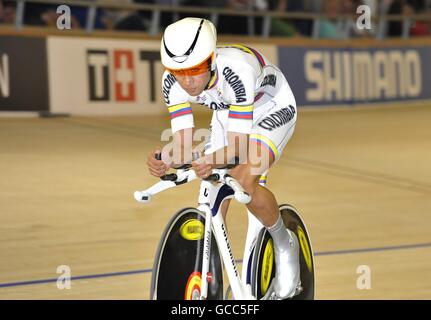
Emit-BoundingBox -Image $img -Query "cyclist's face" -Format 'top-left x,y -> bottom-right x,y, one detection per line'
175,71 -> 211,96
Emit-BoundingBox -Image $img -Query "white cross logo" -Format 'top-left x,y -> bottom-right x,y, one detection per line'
116,54 -> 133,97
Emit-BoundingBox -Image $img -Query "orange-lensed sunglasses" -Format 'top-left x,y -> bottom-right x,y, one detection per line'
167,53 -> 213,77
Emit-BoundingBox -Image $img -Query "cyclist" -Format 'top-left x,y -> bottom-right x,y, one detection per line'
147,17 -> 300,299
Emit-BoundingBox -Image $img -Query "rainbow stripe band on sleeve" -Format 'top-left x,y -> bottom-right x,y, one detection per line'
246,46 -> 266,68
228,105 -> 254,120
259,174 -> 267,185
227,44 -> 266,68
168,102 -> 192,119
249,134 -> 279,160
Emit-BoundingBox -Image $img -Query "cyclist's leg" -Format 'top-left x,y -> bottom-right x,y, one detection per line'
228,150 -> 276,224
230,93 -> 299,299
229,101 -> 297,227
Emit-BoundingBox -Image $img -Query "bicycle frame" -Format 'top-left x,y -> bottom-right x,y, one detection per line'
134,167 -> 268,300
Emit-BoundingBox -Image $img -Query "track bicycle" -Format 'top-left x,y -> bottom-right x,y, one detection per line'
134,156 -> 315,300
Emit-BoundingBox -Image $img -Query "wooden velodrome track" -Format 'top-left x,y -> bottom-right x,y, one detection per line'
0,103 -> 430,300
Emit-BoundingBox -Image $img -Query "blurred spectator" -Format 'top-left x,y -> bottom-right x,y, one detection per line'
361,0 -> 378,12
65,2 -> 105,30
3,0 -> 428,37
408,0 -> 430,36
408,0 -> 426,12
23,2 -> 52,26
341,0 -> 376,38
387,0 -> 414,36
40,8 -> 82,29
20,0 -> 105,30
100,0 -> 146,31
338,0 -> 356,38
149,0 -> 205,31
318,0 -> 344,39
134,0 -> 156,30
217,0 -> 249,35
287,0 -> 313,36
360,0 -> 378,36
311,0 -> 378,39
178,0 -> 216,21
0,1 -> 16,25
308,0 -> 323,13
269,0 -> 297,37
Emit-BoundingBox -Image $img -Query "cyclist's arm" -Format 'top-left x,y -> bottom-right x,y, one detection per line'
161,71 -> 195,167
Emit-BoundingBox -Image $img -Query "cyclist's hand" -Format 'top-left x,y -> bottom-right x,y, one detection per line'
147,147 -> 170,177
192,156 -> 213,179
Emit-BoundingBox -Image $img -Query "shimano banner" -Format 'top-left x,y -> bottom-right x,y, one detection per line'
278,46 -> 431,107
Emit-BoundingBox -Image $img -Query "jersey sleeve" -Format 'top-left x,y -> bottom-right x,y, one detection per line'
161,71 -> 193,133
223,64 -> 257,135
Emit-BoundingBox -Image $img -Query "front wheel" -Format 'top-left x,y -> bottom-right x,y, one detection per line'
250,204 -> 315,300
150,207 -> 224,300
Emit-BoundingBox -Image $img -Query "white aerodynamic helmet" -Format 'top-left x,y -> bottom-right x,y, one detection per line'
161,17 -> 217,76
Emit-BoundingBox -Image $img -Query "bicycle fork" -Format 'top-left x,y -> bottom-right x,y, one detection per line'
197,202 -> 212,300
197,180 -> 254,300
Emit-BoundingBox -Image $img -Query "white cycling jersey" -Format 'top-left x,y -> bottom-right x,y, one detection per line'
161,44 -> 296,135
